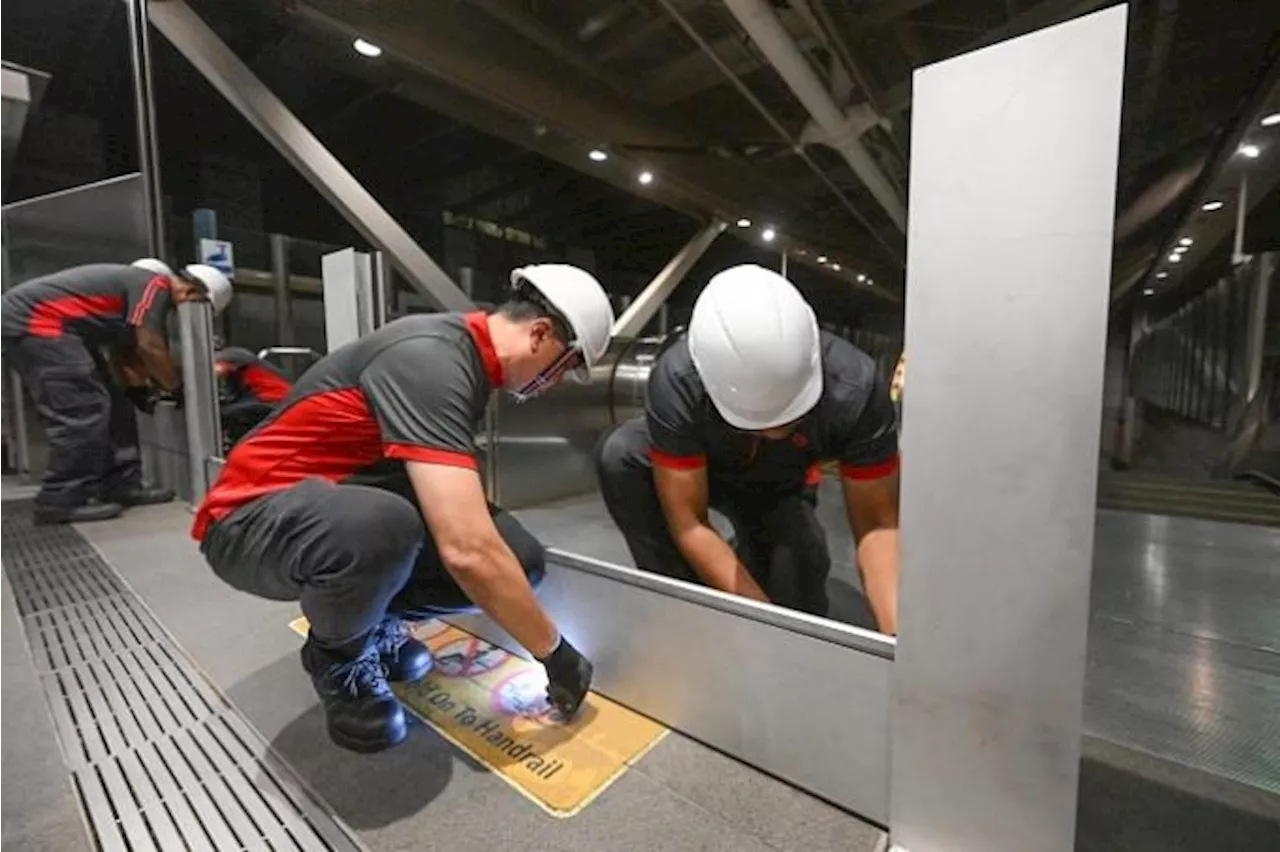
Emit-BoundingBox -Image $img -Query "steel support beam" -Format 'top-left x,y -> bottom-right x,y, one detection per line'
1242,253 -> 1274,408
722,0 -> 907,231
611,219 -> 725,338
149,0 -> 474,312
125,0 -> 165,256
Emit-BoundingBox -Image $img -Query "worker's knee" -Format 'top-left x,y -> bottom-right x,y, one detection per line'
326,486 -> 424,580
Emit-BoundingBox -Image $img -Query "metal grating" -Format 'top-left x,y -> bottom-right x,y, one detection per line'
2,510 -> 366,852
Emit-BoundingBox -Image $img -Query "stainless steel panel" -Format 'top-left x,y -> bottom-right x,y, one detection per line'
178,301 -> 223,506
890,9 -> 1127,852
449,548 -> 894,822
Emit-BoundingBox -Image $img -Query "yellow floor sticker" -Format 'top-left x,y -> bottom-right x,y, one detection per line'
288,616 -> 667,817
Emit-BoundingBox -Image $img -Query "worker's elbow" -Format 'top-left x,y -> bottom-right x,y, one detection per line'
439,541 -> 497,585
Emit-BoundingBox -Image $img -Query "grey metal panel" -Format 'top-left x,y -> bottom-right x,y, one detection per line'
178,301 -> 223,506
889,9 -> 1127,852
450,548 -> 894,822
149,0 -> 474,313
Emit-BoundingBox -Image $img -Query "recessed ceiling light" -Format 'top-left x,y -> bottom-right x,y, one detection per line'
637,171 -> 654,185
736,218 -> 751,228
353,38 -> 382,58
1143,288 -> 1155,296
817,255 -> 828,263
1262,112 -> 1280,127
761,227 -> 777,242
831,263 -> 841,271
1178,237 -> 1193,246
1168,253 -> 1182,263
1156,271 -> 1169,279
1238,143 -> 1261,158
1201,200 -> 1224,211
588,149 -> 609,162
856,273 -> 866,282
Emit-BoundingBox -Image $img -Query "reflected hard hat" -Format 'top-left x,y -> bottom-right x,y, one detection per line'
688,264 -> 822,430
510,264 -> 615,379
183,264 -> 234,315
131,258 -> 174,277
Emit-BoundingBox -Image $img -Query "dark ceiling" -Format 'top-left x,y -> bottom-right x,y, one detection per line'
4,0 -> 1279,323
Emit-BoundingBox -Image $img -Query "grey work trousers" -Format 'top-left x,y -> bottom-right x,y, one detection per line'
200,477 -> 545,650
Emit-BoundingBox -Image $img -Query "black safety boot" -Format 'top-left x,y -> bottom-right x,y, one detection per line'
33,500 -> 123,526
372,615 -> 434,683
107,486 -> 175,507
300,638 -> 406,753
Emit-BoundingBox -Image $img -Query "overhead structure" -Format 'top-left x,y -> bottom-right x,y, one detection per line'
611,219 -> 726,338
148,0 -> 475,312
721,0 -> 907,231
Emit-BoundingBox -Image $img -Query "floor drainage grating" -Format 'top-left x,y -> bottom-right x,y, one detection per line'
2,510 -> 365,852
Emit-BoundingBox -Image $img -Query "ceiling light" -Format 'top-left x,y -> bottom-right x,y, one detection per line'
1156,271 -> 1169,279
1238,143 -> 1261,158
353,38 -> 383,58
1178,237 -> 1193,246
637,171 -> 654,185
1262,112 -> 1280,127
588,149 -> 609,162
736,218 -> 751,228
856,273 -> 866,282
816,255 -> 828,263
831,263 -> 841,271
761,227 -> 777,242
867,278 -> 873,285
1168,253 -> 1182,263
1172,246 -> 1187,256
1143,288 -> 1155,296
1201,200 -> 1224,211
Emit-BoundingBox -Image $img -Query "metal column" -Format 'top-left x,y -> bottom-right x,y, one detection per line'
1242,253 -> 1275,406
178,301 -> 223,505
148,0 -> 474,312
125,0 -> 165,256
270,233 -> 293,345
890,8 -> 1127,852
611,220 -> 725,338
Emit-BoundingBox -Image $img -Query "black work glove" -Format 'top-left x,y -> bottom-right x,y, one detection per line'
539,636 -> 593,720
156,386 -> 184,410
123,386 -> 157,415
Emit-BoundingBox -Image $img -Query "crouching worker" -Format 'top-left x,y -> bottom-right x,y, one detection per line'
192,265 -> 615,753
213,345 -> 292,445
1,258 -> 232,524
596,265 -> 901,631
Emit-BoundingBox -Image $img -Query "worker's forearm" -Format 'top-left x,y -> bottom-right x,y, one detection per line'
445,539 -> 560,658
137,343 -> 181,392
674,524 -> 770,602
856,528 -> 899,634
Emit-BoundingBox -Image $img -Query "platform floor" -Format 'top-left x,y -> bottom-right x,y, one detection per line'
4,487 -> 1280,851
2,500 -> 885,852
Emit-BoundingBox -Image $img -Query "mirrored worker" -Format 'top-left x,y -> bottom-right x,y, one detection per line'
596,264 -> 900,634
192,265 -> 615,753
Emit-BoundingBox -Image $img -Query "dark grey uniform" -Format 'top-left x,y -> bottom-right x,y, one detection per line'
194,312 -> 543,653
1,264 -> 174,507
596,332 -> 899,616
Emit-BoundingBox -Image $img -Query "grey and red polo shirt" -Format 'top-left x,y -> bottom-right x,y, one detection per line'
193,312 -> 502,541
646,331 -> 899,494
214,347 -> 292,404
1,264 -> 173,344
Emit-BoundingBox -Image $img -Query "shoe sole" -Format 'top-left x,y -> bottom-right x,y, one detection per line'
329,723 -> 408,753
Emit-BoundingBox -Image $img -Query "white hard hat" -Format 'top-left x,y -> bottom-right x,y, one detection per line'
183,264 -> 234,315
131,258 -> 174,277
688,264 -> 822,431
510,264 -> 615,379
